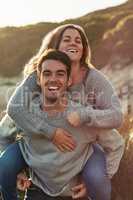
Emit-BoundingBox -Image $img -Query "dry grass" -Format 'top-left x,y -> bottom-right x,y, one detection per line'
112,115 -> 133,200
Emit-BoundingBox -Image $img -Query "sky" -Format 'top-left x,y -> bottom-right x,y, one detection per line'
0,0 -> 127,27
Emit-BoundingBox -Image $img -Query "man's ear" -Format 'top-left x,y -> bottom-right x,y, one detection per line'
67,77 -> 72,87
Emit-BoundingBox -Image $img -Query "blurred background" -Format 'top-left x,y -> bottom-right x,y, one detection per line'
0,0 -> 133,199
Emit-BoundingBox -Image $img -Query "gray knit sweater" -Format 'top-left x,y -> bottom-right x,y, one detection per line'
18,98 -> 95,196
0,112 -> 124,196
5,68 -> 124,194
7,68 -> 123,136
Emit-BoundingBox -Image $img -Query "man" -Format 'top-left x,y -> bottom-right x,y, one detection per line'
0,50 -> 90,200
0,49 -> 124,200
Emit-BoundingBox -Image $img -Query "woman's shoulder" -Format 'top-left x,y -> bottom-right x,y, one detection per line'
84,66 -> 112,92
86,67 -> 110,84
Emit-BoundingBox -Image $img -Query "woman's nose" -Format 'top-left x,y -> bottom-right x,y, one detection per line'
70,40 -> 76,45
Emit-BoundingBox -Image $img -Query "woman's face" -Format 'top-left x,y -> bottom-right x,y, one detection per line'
58,28 -> 83,63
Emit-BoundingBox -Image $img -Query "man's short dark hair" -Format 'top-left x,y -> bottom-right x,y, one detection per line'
37,49 -> 71,78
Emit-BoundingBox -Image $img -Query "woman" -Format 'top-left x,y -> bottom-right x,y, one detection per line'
0,24 -> 124,200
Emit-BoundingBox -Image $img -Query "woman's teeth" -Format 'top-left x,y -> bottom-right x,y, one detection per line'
68,49 -> 77,53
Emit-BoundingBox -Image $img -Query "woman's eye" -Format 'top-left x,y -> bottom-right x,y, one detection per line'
76,40 -> 81,44
63,39 -> 69,42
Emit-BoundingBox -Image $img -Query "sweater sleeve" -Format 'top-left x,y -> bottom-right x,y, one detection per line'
7,72 -> 56,140
79,69 -> 123,128
0,114 -> 17,153
97,129 -> 125,178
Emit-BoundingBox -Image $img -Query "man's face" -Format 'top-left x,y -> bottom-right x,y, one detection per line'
38,59 -> 70,104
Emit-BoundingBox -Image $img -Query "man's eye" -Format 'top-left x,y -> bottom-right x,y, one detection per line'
58,73 -> 65,76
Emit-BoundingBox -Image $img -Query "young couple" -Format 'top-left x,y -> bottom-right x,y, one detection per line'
0,24 -> 124,200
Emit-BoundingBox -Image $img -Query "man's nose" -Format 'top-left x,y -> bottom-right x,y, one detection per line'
50,74 -> 57,81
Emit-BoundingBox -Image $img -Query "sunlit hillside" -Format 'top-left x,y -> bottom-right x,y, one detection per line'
0,1 -> 133,200
0,0 -> 133,77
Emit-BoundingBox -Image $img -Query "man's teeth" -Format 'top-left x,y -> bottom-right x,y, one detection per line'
48,86 -> 59,90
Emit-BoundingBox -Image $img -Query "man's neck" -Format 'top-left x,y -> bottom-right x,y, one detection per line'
42,98 -> 68,114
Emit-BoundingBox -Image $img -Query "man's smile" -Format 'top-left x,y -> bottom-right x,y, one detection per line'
48,86 -> 60,91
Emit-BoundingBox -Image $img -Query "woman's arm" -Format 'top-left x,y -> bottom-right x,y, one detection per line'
83,69 -> 123,128
0,114 -> 17,152
7,72 -> 56,140
68,69 -> 123,129
7,72 -> 76,151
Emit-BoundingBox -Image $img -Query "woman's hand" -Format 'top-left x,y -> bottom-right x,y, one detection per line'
67,112 -> 81,127
71,182 -> 87,199
52,128 -> 77,152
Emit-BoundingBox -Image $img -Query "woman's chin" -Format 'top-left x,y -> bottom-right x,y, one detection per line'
68,56 -> 80,63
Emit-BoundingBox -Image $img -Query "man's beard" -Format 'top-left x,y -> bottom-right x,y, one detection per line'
45,96 -> 58,105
